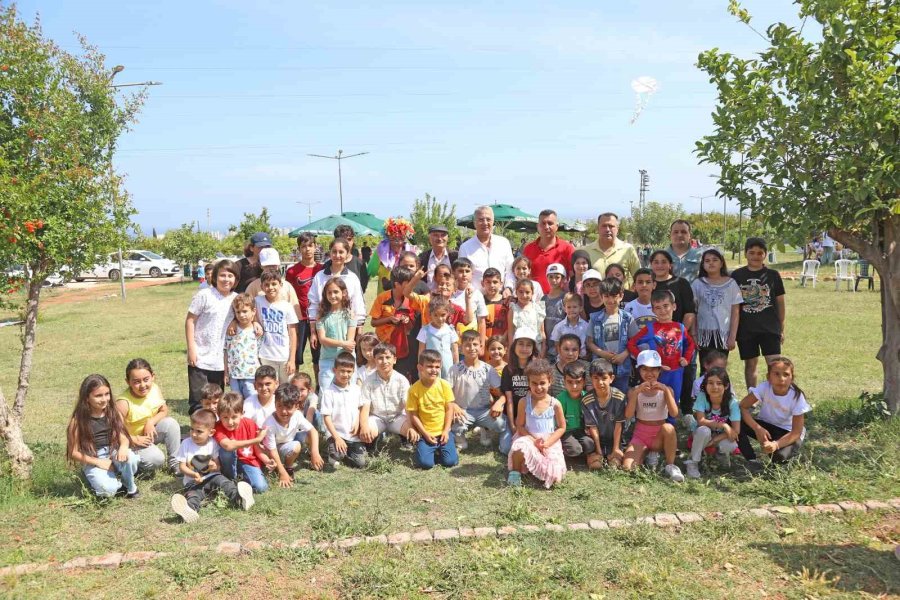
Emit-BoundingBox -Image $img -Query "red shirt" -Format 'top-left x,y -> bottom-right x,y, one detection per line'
285,261 -> 324,320
214,418 -> 263,468
522,237 -> 575,293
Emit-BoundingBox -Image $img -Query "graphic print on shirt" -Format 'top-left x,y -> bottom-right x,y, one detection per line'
653,325 -> 683,362
738,278 -> 772,314
700,285 -> 728,309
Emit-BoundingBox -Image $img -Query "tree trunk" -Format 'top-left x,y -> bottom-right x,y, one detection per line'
13,276 -> 41,421
0,385 -> 33,479
881,282 -> 900,414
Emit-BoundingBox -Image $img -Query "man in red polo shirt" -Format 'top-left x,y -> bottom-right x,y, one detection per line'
522,209 -> 575,293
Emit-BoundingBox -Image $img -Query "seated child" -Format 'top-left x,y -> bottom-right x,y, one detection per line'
171,409 -> 255,523
407,349 -> 459,469
447,330 -> 507,451
262,383 -> 324,488
321,352 -> 368,469
582,359 -> 626,469
290,372 -> 322,432
685,367 -> 740,479
557,362 -> 595,460
200,382 -> 222,419
550,333 -> 591,400
692,349 -> 728,399
358,343 -> 419,448
214,392 -> 272,493
243,365 -> 279,427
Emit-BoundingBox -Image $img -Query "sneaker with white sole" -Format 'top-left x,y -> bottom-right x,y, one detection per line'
684,460 -> 701,479
479,428 -> 492,447
456,434 -> 468,450
645,452 -> 660,469
664,464 -> 685,483
171,493 -> 199,523
507,471 -> 522,487
237,481 -> 254,511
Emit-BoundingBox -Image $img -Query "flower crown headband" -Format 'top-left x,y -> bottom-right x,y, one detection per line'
384,217 -> 415,239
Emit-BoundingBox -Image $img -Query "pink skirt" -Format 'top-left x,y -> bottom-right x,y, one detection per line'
508,433 -> 566,488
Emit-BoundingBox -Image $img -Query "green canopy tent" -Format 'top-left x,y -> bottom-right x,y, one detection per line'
341,212 -> 384,233
288,214 -> 380,238
456,203 -> 538,229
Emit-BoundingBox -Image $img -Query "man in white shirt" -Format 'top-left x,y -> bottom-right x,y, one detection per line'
458,205 -> 515,287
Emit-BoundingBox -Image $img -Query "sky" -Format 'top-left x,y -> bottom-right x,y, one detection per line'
18,1 -> 804,234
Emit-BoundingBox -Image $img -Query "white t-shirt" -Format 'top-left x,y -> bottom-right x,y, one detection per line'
355,365 -> 377,387
256,296 -> 299,362
458,234 -> 515,286
187,288 -> 237,371
450,288 -> 488,320
243,393 -> 276,428
624,299 -> 656,331
447,360 -> 501,411
501,275 -> 544,302
320,382 -> 365,442
174,437 -> 221,486
750,381 -> 811,435
261,411 -> 314,450
307,268 -> 366,324
362,369 -> 410,420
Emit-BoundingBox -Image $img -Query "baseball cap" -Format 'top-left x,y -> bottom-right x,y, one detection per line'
429,225 -> 449,234
250,232 -> 273,248
513,327 -> 538,342
636,350 -> 662,368
582,269 -> 602,282
545,263 -> 566,277
259,248 -> 281,267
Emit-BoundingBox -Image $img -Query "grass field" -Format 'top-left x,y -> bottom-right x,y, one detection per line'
0,279 -> 897,598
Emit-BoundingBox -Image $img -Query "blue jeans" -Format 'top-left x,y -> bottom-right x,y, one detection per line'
219,449 -> 269,493
613,374 -> 629,395
229,378 -> 256,399
415,433 -> 458,469
82,446 -> 139,497
451,407 -> 509,452
318,359 -> 335,392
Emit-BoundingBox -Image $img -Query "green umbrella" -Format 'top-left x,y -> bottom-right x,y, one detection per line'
341,211 -> 384,233
289,214 -> 381,238
456,203 -> 538,229
500,218 -> 587,233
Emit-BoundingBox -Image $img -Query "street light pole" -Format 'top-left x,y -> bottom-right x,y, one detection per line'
296,200 -> 321,224
690,194 -> 715,218
307,150 -> 369,214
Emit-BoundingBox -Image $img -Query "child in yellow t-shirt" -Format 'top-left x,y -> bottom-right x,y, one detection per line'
406,350 -> 458,469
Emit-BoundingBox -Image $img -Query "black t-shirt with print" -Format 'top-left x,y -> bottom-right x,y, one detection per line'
501,366 -> 530,420
731,266 -> 785,336
235,257 -> 261,294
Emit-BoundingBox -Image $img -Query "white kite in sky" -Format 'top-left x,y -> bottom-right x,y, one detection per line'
630,76 -> 659,124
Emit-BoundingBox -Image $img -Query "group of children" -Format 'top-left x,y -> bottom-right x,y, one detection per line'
66,234 -> 811,519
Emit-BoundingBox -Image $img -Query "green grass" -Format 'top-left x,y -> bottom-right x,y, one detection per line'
0,280 -> 897,597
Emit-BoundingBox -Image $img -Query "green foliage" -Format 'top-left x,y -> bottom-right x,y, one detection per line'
222,207 -> 273,255
621,201 -> 686,246
161,223 -> 219,269
409,193 -> 459,248
271,235 -> 295,262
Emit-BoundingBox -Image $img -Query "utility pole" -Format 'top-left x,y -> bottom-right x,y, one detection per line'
690,194 -> 715,218
296,200 -> 321,224
307,150 -> 369,214
207,208 -> 211,232
638,169 -> 649,214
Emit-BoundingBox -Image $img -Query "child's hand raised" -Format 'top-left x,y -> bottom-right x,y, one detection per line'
679,357 -> 689,367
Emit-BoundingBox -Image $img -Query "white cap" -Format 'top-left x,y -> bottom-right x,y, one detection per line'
513,327 -> 538,342
582,269 -> 603,282
545,263 -> 566,277
636,349 -> 662,368
259,247 -> 281,267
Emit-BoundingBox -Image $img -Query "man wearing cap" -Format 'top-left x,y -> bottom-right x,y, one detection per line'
458,205 -> 515,286
665,220 -> 703,282
522,209 -> 575,293
576,213 -> 641,286
418,225 -> 458,283
235,232 -> 271,293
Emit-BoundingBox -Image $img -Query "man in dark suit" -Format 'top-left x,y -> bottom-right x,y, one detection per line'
417,225 -> 457,284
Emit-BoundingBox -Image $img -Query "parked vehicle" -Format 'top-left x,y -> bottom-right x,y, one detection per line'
74,257 -> 137,282
125,250 -> 180,278
5,265 -> 66,287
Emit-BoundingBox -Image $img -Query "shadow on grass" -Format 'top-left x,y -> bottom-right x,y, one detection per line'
450,462 -> 506,488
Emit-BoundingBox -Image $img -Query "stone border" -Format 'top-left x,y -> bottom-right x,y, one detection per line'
3,497 -> 898,577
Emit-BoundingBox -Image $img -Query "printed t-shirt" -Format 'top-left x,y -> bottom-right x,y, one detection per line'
406,378 -> 454,437
484,298 -> 509,340
174,437 -> 221,486
624,299 -> 656,330
627,321 -> 696,370
691,278 -> 744,347
447,360 -> 501,411
214,417 -> 263,467
652,276 -> 696,324
225,325 -> 260,380
284,261 -> 324,320
500,367 -> 530,421
187,287 -> 236,371
118,383 -> 165,438
256,296 -> 299,362
582,388 -> 626,444
731,266 -> 785,336
693,392 -> 741,424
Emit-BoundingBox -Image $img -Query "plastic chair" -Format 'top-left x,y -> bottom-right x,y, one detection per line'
799,260 -> 820,288
855,259 -> 875,291
834,259 -> 855,291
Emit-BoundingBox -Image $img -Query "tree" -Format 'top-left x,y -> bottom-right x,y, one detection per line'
409,194 -> 459,248
271,235 -> 295,262
622,201 -> 686,246
696,0 -> 899,413
161,223 -> 219,279
0,7 -> 144,476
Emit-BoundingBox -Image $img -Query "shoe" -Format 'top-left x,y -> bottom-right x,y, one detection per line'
664,464 -> 685,483
325,458 -> 340,473
400,439 -> 414,451
744,459 -> 764,476
125,489 -> 141,500
171,494 -> 199,523
645,452 -> 660,469
456,434 -> 468,451
716,452 -> 732,469
507,471 -> 522,487
684,460 -> 701,479
479,428 -> 493,447
237,481 -> 254,511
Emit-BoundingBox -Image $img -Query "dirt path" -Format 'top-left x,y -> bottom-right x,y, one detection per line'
41,277 -> 187,306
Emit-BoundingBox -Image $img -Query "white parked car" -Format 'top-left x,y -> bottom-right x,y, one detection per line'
125,250 -> 180,278
74,257 -> 137,282
5,265 -> 66,287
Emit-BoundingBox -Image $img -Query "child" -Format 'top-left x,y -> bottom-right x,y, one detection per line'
692,350 -> 728,399
447,330 -> 507,451
507,279 -> 546,356
370,266 -> 418,380
316,277 -> 358,392
262,383 -> 324,487
321,352 -> 368,469
284,232 -> 324,380
171,409 -> 255,523
622,350 -> 684,482
243,365 -> 279,427
200,383 -> 222,418
256,271 -> 298,383
569,250 -> 591,295
407,350 -> 459,469
308,238 -> 367,329
691,248 -> 743,364
68,374 -> 139,499
542,263 -> 568,362
581,269 -> 605,319
359,343 -> 419,448
215,391 -> 272,493
487,335 -> 508,378
507,359 -> 567,488
290,372 -> 322,432
582,359 -> 626,469
354,332 -> 380,385
588,278 -> 638,394
501,328 -> 540,453
550,293 -> 590,359
451,258 -> 488,343
224,293 -> 260,399
416,296 -> 460,379
627,290 -> 696,402
482,268 -> 509,343
549,333 -> 590,401
737,356 -> 810,474
685,367 -> 740,479
198,262 -> 214,290
556,362 -> 595,460
504,256 -> 544,302
730,238 -> 786,390
623,268 -> 657,330
604,263 -> 638,306
115,358 -> 181,475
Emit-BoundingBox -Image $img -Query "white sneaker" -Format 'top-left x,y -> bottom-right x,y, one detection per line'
645,452 -> 660,469
479,428 -> 493,447
456,434 -> 468,450
684,460 -> 701,479
664,464 -> 685,483
171,493 -> 199,523
237,481 -> 254,511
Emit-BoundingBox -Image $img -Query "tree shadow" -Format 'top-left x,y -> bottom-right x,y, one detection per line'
449,462 -> 507,488
167,398 -> 190,419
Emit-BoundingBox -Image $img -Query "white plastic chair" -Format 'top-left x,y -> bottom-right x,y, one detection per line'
834,259 -> 855,291
799,260 -> 820,288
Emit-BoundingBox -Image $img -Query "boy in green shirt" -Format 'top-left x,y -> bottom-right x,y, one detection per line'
557,362 -> 595,460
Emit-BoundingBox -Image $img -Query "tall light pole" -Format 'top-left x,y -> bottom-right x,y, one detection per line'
690,194 -> 715,218
307,150 -> 369,214
296,200 -> 321,224
638,169 -> 649,214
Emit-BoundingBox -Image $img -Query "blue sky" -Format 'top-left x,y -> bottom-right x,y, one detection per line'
20,1 -> 802,233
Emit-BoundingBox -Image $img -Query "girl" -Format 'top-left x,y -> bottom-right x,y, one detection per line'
504,256 -> 544,302
581,270 -> 605,319
116,358 -> 182,474
185,258 -> 241,415
604,263 -> 638,306
569,250 -> 591,295
68,374 -> 139,498
507,279 -> 546,356
416,297 -> 459,378
309,238 -> 366,330
354,332 -> 380,385
487,335 -> 508,377
501,328 -> 540,454
316,277 -> 358,391
684,367 -> 740,479
622,350 -> 684,482
506,359 -> 567,488
691,249 -> 743,363
737,356 -> 811,473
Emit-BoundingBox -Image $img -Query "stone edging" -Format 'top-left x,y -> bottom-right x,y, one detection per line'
2,498 -> 897,577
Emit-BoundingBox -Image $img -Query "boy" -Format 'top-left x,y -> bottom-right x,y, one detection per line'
214,391 -> 272,493
588,278 -> 639,394
285,232 -> 324,381
200,382 -> 222,418
262,383 -> 323,487
550,333 -> 590,400
358,343 -> 418,449
624,268 -> 657,330
407,349 -> 459,469
627,290 -> 696,402
481,268 -> 509,343
557,362 -> 595,460
256,271 -> 298,383
290,372 -> 322,432
225,293 -> 261,399
243,365 -> 279,427
581,269 -> 605,319
320,352 -> 367,469
171,409 -> 254,523
581,359 -> 626,469
550,293 -> 590,358
447,330 -> 507,451
198,262 -> 214,290
731,237 -> 786,389
542,263 -> 568,362
451,258 -> 488,344
370,266 -> 419,381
